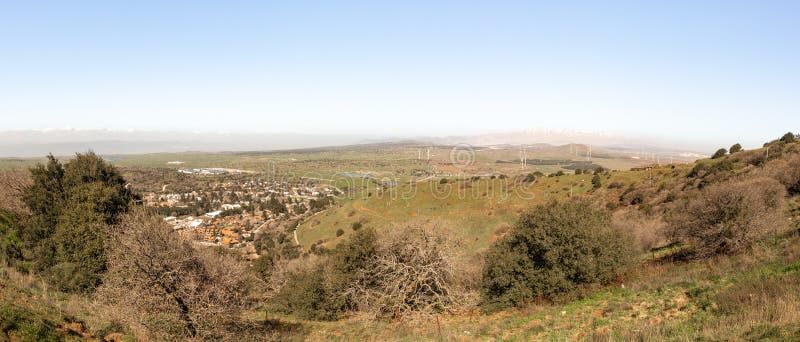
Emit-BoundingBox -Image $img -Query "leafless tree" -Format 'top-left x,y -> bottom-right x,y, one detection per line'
669,177 -> 786,258
348,222 -> 480,319
97,209 -> 260,340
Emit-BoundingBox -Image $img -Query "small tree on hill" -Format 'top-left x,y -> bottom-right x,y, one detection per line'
591,174 -> 602,190
711,148 -> 727,159
729,143 -> 743,154
781,132 -> 796,143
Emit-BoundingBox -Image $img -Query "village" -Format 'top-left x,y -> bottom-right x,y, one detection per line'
140,170 -> 339,260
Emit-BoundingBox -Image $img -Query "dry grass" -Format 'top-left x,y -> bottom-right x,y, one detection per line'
613,209 -> 668,253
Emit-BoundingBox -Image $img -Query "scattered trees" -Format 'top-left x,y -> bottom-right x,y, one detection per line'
262,197 -> 287,215
481,200 -> 635,311
308,197 -> 333,212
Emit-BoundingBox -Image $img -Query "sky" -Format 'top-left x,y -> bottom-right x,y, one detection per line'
1,1 -> 798,148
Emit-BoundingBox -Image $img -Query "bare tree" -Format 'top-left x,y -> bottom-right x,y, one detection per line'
98,209 -> 259,340
350,222 -> 479,318
669,177 -> 786,258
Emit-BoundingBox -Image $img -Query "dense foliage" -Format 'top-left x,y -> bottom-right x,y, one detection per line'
481,200 -> 635,311
0,211 -> 23,266
21,153 -> 133,292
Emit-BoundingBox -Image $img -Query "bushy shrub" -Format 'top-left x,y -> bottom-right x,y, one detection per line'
481,200 -> 635,311
711,148 -> 728,159
630,193 -> 645,205
275,264 -> 338,320
591,175 -> 602,189
0,304 -> 62,341
729,143 -> 743,154
273,227 -> 378,320
765,153 -> 800,196
668,177 -> 786,258
252,254 -> 275,282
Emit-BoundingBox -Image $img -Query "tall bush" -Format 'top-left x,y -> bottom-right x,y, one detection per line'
481,200 -> 635,311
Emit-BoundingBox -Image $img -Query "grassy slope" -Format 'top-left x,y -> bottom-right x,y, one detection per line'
281,233 -> 800,341
274,142 -> 800,341
297,167 -> 686,255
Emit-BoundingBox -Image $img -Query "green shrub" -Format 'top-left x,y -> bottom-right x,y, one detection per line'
481,200 -> 635,311
630,193 -> 645,205
275,265 -> 338,320
273,228 -> 378,320
729,143 -> 743,154
523,173 -> 537,182
336,228 -> 345,237
711,148 -> 728,159
0,210 -> 23,265
591,175 -> 602,189
252,254 -> 275,282
0,304 -> 62,342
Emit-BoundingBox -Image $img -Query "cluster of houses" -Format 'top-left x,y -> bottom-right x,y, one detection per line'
178,168 -> 233,175
140,174 -> 337,259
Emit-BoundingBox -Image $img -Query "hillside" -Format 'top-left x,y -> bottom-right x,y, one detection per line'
1,133 -> 799,341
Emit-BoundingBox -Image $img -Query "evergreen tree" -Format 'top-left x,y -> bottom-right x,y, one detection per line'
22,152 -> 133,292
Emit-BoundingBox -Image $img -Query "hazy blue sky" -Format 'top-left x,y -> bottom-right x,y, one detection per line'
1,1 -> 798,147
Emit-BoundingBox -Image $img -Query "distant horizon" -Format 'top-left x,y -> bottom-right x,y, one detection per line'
1,126 -> 793,159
